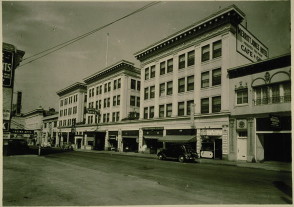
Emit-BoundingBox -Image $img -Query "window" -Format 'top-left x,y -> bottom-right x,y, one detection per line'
178,78 -> 185,93
236,90 -> 248,104
65,98 -> 68,105
104,83 -> 107,93
201,98 -> 209,114
238,131 -> 248,138
212,96 -> 221,113
187,75 -> 194,91
64,109 -> 67,116
116,112 -> 120,122
271,84 -> 280,103
159,83 -> 165,96
114,80 -> 117,90
166,104 -> 172,117
187,50 -> 195,66
255,86 -> 269,105
179,54 -> 185,69
187,100 -> 194,115
60,100 -> 63,107
99,85 -> 102,94
167,58 -> 173,73
202,44 -> 210,62
104,99 -> 107,108
144,87 -> 149,100
150,65 -> 155,78
144,107 -> 148,119
60,110 -> 63,117
160,62 -> 165,75
213,40 -> 222,59
103,114 -> 106,123
107,98 -> 110,107
130,96 -> 136,106
112,112 -> 116,122
117,95 -> 120,105
108,82 -> 111,92
137,97 -> 140,107
54,121 -> 57,127
150,86 -> 155,99
212,68 -> 221,86
137,81 -> 141,91
178,102 -> 185,116
167,81 -> 173,95
96,101 -> 99,109
145,68 -> 149,80
131,79 -> 136,90
106,113 -> 110,123
283,82 -> 291,102
99,100 -> 101,109
149,106 -> 154,118
201,72 -> 209,88
118,78 -> 121,88
96,86 -> 99,95
159,105 -> 164,118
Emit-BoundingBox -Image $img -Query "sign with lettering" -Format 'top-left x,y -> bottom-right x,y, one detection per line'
236,24 -> 269,62
3,49 -> 14,88
10,129 -> 34,134
87,108 -> 99,114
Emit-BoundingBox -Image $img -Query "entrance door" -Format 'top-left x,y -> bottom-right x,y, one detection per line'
237,138 -> 247,160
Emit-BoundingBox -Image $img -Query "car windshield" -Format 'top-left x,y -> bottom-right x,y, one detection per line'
183,145 -> 195,153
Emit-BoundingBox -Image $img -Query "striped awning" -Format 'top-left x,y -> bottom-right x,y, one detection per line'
158,135 -> 196,143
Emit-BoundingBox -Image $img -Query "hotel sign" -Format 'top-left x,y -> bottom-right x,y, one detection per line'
237,24 -> 269,62
2,49 -> 14,88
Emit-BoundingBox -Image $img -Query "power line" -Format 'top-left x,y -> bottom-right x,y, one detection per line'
19,1 -> 160,68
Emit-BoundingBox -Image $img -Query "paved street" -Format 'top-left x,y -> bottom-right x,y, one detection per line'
3,151 -> 292,205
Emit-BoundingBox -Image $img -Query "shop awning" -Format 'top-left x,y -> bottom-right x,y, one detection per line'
144,136 -> 162,140
158,135 -> 196,143
122,136 -> 138,139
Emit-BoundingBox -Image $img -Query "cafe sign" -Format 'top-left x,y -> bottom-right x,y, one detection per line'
236,24 -> 269,62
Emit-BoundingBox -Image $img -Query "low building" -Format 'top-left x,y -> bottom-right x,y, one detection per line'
42,113 -> 58,147
228,54 -> 291,162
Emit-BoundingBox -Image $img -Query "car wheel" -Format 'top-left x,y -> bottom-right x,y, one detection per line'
158,154 -> 165,160
178,155 -> 185,163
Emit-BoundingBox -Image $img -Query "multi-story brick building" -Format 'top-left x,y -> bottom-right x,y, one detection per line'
56,82 -> 87,147
228,54 -> 291,162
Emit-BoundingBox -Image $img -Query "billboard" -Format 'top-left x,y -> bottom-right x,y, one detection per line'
236,24 -> 269,62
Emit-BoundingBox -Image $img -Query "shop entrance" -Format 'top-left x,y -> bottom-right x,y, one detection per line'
94,132 -> 106,150
123,138 -> 138,152
264,133 -> 291,162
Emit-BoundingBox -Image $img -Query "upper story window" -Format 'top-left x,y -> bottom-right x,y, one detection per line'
201,71 -> 209,88
114,80 -> 117,90
144,107 -> 148,119
150,65 -> 156,78
213,40 -> 222,59
187,75 -> 194,91
150,86 -> 155,99
159,105 -> 165,118
131,79 -> 136,90
187,50 -> 195,67
118,78 -> 121,89
137,81 -> 141,91
212,68 -> 221,86
145,68 -> 149,80
130,96 -> 136,106
108,82 -> 111,92
201,45 -> 210,62
137,97 -> 140,107
144,87 -> 149,100
117,95 -> 120,105
178,102 -> 185,116
60,100 -> 63,107
178,78 -> 185,93
149,106 -> 154,119
167,81 -> 173,95
212,96 -> 221,113
187,100 -> 194,115
167,58 -> 173,73
159,83 -> 165,97
236,89 -> 248,105
160,61 -> 166,75
166,103 -> 172,117
201,98 -> 209,114
104,83 -> 107,93
64,98 -> 68,105
178,54 -> 185,69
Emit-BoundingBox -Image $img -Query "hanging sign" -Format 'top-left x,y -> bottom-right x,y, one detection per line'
3,49 -> 14,88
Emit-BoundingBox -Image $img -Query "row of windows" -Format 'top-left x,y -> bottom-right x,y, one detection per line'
130,96 -> 140,107
60,106 -> 78,117
88,95 -> 121,109
201,68 -> 221,88
201,96 -> 221,114
130,79 -> 141,91
201,40 -> 222,62
87,112 -> 120,124
60,94 -> 78,107
59,118 -> 76,127
178,75 -> 194,93
43,121 -> 57,128
88,78 -> 122,98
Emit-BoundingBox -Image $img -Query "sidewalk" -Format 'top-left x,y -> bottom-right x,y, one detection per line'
75,149 -> 292,173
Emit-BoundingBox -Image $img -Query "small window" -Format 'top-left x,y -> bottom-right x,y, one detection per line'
166,104 -> 172,117
131,79 -> 136,90
144,107 -> 148,119
144,87 -> 149,100
212,68 -> 221,86
213,40 -> 222,59
145,68 -> 149,80
167,81 -> 173,95
178,102 -> 185,116
212,96 -> 221,113
178,54 -> 185,69
159,83 -> 165,96
150,65 -> 155,78
159,105 -> 165,118
201,72 -> 209,88
150,86 -> 155,99
187,75 -> 194,91
149,106 -> 154,118
167,59 -> 173,73
201,98 -> 209,114
160,62 -> 166,75
187,50 -> 195,66
201,44 -> 210,62
178,78 -> 185,93
236,90 -> 248,105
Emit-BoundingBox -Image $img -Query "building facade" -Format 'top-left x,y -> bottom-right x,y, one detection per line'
42,113 -> 58,147
56,82 -> 87,147
228,54 -> 291,162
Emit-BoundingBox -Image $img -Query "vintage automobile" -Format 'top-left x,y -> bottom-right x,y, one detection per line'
157,144 -> 198,163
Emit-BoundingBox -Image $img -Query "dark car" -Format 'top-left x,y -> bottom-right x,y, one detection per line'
157,144 -> 198,162
5,138 -> 29,155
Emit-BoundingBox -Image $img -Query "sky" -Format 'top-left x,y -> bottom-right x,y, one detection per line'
2,1 -> 291,113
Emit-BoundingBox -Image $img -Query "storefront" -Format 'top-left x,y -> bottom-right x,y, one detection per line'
122,130 -> 139,152
108,131 -> 118,151
199,128 -> 223,159
142,127 -> 164,154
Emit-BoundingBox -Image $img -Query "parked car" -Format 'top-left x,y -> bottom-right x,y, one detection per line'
6,138 -> 29,155
157,144 -> 198,163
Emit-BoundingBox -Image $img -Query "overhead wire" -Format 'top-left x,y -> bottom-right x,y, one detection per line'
19,1 -> 161,68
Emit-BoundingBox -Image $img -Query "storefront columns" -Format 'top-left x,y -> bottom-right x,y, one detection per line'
196,129 -> 201,154
84,133 -> 87,148
66,132 -> 69,144
228,119 -> 237,161
117,129 -> 123,152
104,130 -> 110,150
222,125 -> 229,160
138,128 -> 144,152
247,117 -> 255,162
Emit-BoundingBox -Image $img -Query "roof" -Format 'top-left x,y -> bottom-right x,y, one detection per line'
83,60 -> 140,84
134,4 -> 245,61
23,108 -> 44,117
57,82 -> 86,96
43,113 -> 59,121
227,53 -> 291,79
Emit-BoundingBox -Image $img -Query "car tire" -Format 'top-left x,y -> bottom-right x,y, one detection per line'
178,155 -> 185,163
158,154 -> 165,160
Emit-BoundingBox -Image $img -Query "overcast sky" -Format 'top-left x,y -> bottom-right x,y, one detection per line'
3,1 -> 291,113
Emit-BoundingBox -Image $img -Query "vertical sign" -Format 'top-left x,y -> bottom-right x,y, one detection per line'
222,125 -> 229,154
3,49 -> 14,88
236,24 -> 269,62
